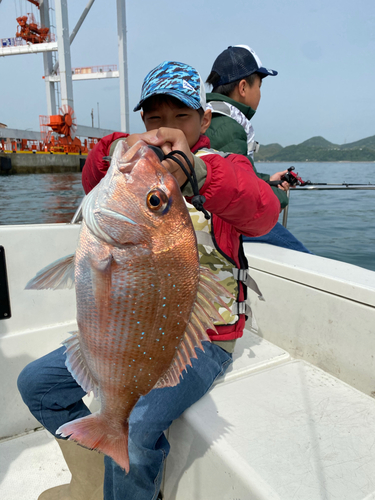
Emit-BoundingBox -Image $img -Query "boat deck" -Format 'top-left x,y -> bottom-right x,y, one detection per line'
2,329 -> 375,500
0,429 -> 70,500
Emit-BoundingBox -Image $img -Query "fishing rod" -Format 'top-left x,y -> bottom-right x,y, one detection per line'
267,167 -> 375,188
266,167 -> 375,228
302,182 -> 375,186
296,185 -> 375,190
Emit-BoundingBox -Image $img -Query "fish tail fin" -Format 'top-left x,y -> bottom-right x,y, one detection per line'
56,414 -> 129,472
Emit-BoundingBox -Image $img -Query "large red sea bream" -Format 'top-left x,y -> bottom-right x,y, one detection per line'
26,140 -> 231,472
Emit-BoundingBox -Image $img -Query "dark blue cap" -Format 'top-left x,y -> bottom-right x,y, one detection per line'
211,45 -> 277,86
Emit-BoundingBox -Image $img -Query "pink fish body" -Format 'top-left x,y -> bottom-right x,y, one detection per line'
26,140 -> 231,471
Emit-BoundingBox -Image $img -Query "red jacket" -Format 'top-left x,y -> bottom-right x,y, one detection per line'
82,133 -> 280,341
82,132 -> 128,194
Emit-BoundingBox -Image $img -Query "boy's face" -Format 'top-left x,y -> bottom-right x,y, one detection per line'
238,74 -> 262,111
141,100 -> 211,149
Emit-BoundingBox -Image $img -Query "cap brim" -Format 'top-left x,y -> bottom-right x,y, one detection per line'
257,67 -> 278,77
133,89 -> 202,112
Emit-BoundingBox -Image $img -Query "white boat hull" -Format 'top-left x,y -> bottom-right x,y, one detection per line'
1,224 -> 375,499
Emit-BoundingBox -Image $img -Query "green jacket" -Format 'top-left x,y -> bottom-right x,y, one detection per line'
206,93 -> 288,209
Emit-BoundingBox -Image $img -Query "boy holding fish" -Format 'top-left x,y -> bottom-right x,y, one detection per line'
18,61 -> 281,500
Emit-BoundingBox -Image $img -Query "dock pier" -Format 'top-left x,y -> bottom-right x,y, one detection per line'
0,151 -> 86,175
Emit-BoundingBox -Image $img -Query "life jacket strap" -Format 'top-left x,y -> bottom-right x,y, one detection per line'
232,301 -> 252,316
248,140 -> 260,154
232,268 -> 265,301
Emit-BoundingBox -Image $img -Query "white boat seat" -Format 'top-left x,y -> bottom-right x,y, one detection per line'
163,359 -> 375,500
215,328 -> 291,385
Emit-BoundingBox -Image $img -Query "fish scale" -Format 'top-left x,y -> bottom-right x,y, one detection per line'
25,139 -> 233,471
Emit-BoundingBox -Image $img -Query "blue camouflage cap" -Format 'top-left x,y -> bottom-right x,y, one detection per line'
133,61 -> 206,112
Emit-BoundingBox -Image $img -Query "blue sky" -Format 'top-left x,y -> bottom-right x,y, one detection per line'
0,0 -> 374,146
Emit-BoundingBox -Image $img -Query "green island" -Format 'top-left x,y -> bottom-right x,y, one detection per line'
255,135 -> 375,162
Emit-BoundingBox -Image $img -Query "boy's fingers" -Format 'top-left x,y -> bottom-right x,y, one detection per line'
160,142 -> 173,155
161,159 -> 188,187
127,130 -> 161,147
154,127 -> 183,141
154,128 -> 192,156
126,133 -> 144,147
132,128 -> 191,161
270,170 -> 288,181
128,127 -> 194,188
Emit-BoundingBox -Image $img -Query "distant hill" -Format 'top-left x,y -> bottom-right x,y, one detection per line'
255,134 -> 375,161
340,135 -> 375,151
255,143 -> 283,160
299,136 -> 339,148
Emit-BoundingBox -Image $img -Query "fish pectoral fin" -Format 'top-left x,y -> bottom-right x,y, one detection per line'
154,266 -> 231,390
63,332 -> 99,398
90,253 -> 113,328
25,254 -> 75,290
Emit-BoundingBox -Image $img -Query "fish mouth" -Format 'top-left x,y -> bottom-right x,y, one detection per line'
99,207 -> 137,225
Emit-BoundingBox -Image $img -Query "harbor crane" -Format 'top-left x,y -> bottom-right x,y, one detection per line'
0,0 -> 129,147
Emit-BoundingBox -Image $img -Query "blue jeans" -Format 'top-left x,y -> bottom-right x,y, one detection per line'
17,343 -> 232,500
243,222 -> 312,253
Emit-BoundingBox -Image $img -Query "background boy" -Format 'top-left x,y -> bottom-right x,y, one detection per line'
18,60 -> 280,500
206,44 -> 311,253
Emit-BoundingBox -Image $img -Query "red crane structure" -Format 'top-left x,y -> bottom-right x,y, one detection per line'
27,0 -> 41,7
0,1 -> 123,153
16,2 -> 51,45
40,105 -> 92,154
16,14 -> 50,44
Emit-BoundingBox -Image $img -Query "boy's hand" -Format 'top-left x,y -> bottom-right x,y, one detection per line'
269,170 -> 290,191
127,128 -> 194,187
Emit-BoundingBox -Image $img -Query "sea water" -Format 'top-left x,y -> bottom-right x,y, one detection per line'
259,162 -> 375,272
0,172 -> 85,225
0,162 -> 374,272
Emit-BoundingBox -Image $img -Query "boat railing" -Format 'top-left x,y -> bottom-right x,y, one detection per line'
69,185 -> 375,229
282,184 -> 375,228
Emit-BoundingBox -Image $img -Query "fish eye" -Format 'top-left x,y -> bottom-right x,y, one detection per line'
146,189 -> 169,212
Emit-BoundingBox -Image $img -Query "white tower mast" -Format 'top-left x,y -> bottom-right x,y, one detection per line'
39,0 -> 57,116
117,0 -> 129,132
54,0 -> 74,110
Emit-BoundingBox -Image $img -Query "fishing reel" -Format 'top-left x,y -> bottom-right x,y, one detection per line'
268,167 -> 310,187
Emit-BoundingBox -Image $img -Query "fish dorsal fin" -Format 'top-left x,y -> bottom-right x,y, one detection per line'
25,254 -> 75,290
62,332 -> 99,398
153,265 -> 233,389
112,137 -> 130,161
